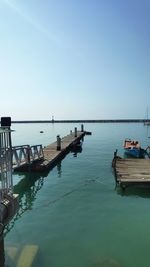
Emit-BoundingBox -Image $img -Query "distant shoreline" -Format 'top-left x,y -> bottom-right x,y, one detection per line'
11,119 -> 148,123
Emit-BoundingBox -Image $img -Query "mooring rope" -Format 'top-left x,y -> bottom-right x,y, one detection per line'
4,177 -> 109,236
32,177 -> 107,210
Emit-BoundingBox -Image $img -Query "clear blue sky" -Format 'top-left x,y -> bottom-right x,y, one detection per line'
0,0 -> 150,120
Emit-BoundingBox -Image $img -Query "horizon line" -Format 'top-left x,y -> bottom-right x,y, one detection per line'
10,119 -> 149,123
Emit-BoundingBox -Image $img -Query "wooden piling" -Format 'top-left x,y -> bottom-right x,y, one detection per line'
56,135 -> 61,151
74,127 -> 77,137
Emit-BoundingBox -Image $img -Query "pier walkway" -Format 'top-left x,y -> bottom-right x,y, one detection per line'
112,153 -> 150,188
13,131 -> 88,172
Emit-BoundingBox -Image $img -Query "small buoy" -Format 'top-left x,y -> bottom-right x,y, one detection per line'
40,131 -> 44,133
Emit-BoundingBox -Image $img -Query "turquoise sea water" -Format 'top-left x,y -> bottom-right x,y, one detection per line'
3,123 -> 150,267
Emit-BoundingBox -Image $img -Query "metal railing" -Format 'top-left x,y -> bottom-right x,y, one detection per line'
12,144 -> 44,168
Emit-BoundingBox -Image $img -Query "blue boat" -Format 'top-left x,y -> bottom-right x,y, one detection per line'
123,139 -> 146,158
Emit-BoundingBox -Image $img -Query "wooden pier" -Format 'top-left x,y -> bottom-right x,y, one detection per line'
112,152 -> 150,188
14,130 -> 89,172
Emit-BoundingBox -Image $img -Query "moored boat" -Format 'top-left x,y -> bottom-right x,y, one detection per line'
123,139 -> 146,158
144,106 -> 150,125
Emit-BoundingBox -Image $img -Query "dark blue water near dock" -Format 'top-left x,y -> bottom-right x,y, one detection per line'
4,123 -> 150,267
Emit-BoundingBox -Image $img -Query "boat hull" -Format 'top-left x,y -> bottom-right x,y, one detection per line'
124,148 -> 145,158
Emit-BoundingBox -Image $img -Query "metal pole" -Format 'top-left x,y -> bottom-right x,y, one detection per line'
0,235 -> 4,267
26,146 -> 31,164
8,127 -> 13,191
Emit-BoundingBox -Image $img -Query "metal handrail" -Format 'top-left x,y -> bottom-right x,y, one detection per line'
12,144 -> 44,167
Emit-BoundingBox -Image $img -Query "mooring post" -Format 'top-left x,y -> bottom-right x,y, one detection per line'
81,124 -> 84,132
114,149 -> 118,158
74,127 -> 77,137
57,135 -> 61,151
70,130 -> 72,135
112,149 -> 118,168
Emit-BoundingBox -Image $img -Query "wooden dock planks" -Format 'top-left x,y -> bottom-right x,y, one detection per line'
113,157 -> 150,187
14,131 -> 86,172
39,131 -> 84,169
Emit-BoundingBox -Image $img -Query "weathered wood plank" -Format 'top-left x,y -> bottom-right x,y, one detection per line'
113,154 -> 150,187
116,163 -> 150,166
118,172 -> 150,176
118,174 -> 150,178
119,178 -> 150,182
116,168 -> 150,171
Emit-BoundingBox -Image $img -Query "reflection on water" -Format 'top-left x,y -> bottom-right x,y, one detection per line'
4,123 -> 150,267
4,141 -> 83,237
56,162 -> 62,178
71,140 -> 83,157
4,171 -> 48,236
117,185 -> 150,199
145,124 -> 150,139
2,236 -> 39,267
3,169 -> 55,266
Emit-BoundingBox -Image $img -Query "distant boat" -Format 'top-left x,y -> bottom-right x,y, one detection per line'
123,139 -> 146,158
144,106 -> 150,125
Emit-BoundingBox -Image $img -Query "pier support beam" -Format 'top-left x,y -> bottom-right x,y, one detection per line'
0,194 -> 19,226
0,235 -> 4,267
